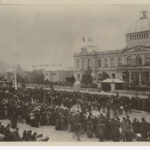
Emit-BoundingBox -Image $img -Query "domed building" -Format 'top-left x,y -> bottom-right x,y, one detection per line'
74,11 -> 150,90
126,10 -> 150,48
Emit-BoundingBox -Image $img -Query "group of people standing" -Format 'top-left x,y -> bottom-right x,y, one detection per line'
0,86 -> 149,141
0,122 -> 49,141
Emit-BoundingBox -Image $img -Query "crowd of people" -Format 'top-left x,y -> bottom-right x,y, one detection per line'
0,86 -> 150,141
0,122 -> 49,141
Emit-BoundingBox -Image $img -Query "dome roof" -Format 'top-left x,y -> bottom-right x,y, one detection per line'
127,11 -> 150,33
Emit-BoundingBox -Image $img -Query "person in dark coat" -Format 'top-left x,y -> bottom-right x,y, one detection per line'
140,118 -> 149,141
34,111 -> 40,127
73,120 -> 81,141
22,130 -> 27,141
126,127 -> 135,141
46,109 -> 51,125
31,132 -> 37,141
9,105 -> 19,129
132,118 -> 140,134
72,114 -> 81,141
97,122 -> 105,142
86,120 -> 93,138
111,118 -> 120,142
60,113 -> 66,130
30,112 -> 36,127
104,114 -> 111,140
55,115 -> 60,130
97,115 -> 106,142
40,111 -> 46,126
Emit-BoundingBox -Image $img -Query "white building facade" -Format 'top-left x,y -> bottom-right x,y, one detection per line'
74,11 -> 150,87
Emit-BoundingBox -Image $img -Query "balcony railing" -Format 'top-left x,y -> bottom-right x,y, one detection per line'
118,64 -> 150,70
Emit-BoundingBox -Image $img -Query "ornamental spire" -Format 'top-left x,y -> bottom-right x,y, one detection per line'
139,10 -> 148,19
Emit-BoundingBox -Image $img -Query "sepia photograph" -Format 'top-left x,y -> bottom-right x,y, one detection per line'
0,0 -> 150,145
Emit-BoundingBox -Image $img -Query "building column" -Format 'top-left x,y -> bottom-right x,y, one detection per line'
129,71 -> 132,83
120,72 -> 123,80
139,72 -> 142,85
111,83 -> 115,92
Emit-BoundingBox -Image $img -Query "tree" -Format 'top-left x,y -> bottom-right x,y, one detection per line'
30,70 -> 45,84
17,73 -> 26,88
44,79 -> 50,85
81,68 -> 93,86
66,76 -> 75,86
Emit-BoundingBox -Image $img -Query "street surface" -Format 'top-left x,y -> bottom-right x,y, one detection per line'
0,119 -> 99,142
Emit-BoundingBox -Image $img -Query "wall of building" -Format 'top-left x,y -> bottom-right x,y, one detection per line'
126,31 -> 150,48
74,46 -> 150,86
44,70 -> 74,82
57,71 -> 74,82
74,12 -> 150,86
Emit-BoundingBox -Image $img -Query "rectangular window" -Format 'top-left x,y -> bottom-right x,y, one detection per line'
132,35 -> 134,40
77,60 -> 79,68
98,59 -> 101,67
82,59 -> 84,67
144,33 -> 146,39
130,35 -> 132,40
134,34 -> 136,40
146,33 -> 148,38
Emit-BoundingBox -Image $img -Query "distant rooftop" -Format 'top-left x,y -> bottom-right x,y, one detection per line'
25,64 -> 74,72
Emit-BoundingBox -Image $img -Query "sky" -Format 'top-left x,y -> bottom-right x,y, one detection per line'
0,4 -> 150,69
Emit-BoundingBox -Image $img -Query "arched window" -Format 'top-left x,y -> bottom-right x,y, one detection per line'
127,55 -> 135,66
82,59 -> 84,67
136,55 -> 142,66
146,55 -> 150,65
122,72 -> 129,83
104,57 -> 108,67
98,59 -> 101,67
110,57 -> 114,67
77,59 -> 79,68
87,59 -> 91,67
118,56 -> 123,66
112,73 -> 115,79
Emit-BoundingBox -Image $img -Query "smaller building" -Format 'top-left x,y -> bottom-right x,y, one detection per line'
43,70 -> 74,82
42,65 -> 74,83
